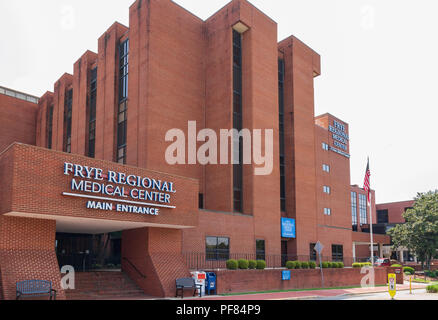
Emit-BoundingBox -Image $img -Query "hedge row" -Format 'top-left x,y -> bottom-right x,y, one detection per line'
321,262 -> 344,269
286,261 -> 344,269
285,261 -> 316,269
352,262 -> 372,268
226,259 -> 266,270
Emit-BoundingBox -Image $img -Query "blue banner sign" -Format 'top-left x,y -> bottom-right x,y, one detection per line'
281,218 -> 296,238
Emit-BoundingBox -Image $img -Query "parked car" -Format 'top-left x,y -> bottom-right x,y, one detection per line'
375,258 -> 391,267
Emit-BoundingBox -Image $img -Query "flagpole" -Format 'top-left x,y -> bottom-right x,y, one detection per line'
369,192 -> 375,267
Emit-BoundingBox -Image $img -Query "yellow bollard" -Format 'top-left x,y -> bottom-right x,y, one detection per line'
410,276 -> 412,294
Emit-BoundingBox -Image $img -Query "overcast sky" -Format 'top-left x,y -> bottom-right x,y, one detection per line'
1,0 -> 437,204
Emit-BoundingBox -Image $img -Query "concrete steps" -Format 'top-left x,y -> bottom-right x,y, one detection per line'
65,271 -> 149,300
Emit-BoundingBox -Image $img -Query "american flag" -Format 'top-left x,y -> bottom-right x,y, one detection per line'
363,158 -> 371,203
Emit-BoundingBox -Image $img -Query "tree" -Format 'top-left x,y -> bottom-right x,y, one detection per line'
387,190 -> 438,270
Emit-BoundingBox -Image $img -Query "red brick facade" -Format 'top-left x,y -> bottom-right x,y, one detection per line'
0,216 -> 65,300
215,268 -> 388,295
0,0 -> 390,299
0,90 -> 38,152
376,200 -> 415,224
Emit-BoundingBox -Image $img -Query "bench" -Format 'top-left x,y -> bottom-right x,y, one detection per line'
16,280 -> 57,300
175,278 -> 202,299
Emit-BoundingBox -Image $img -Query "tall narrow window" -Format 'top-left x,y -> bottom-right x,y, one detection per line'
351,192 -> 358,228
46,105 -> 53,149
359,193 -> 368,225
256,239 -> 266,261
117,39 -> 129,164
278,59 -> 286,212
64,89 -> 73,153
88,67 -> 97,158
233,30 -> 243,213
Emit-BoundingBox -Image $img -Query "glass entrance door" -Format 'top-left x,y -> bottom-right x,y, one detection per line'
56,233 -> 93,272
56,232 -> 122,272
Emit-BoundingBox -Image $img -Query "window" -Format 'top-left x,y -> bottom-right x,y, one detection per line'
359,194 -> 368,225
46,105 -> 54,149
377,209 -> 389,224
278,59 -> 286,212
199,193 -> 204,209
88,67 -> 97,158
310,243 -> 317,261
233,30 -> 243,213
323,186 -> 331,194
117,39 -> 129,164
119,39 -> 129,102
323,164 -> 330,173
63,89 -> 73,153
332,245 -> 343,262
256,239 -> 266,261
351,192 -> 358,226
206,237 -> 230,261
324,208 -> 332,216
322,143 -> 329,151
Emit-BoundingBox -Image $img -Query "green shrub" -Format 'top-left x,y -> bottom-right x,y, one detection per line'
426,284 -> 438,293
425,270 -> 437,278
256,260 -> 266,270
248,260 -> 257,270
403,267 -> 415,275
294,261 -> 302,269
238,259 -> 249,269
352,262 -> 361,268
322,262 -> 329,269
353,262 -> 371,268
285,261 -> 296,270
301,262 -> 310,269
309,261 -> 317,269
337,262 -> 345,269
226,259 -> 238,270
328,262 -> 334,268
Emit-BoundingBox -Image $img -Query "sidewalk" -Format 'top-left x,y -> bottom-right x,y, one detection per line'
189,282 -> 429,301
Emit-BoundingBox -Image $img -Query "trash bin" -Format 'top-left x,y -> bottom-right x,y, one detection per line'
205,272 -> 217,295
190,271 -> 206,297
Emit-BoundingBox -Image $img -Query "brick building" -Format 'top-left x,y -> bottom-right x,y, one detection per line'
375,200 -> 416,262
0,0 -> 389,299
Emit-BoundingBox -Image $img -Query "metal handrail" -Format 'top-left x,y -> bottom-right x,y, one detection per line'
122,257 -> 146,279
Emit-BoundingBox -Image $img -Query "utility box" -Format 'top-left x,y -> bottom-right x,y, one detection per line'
190,271 -> 206,296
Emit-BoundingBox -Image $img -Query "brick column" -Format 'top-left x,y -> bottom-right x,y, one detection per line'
0,216 -> 65,300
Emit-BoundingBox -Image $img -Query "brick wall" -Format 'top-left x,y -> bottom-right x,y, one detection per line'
122,227 -> 191,297
0,144 -> 199,229
0,216 -> 65,300
215,267 -> 388,295
0,93 -> 38,152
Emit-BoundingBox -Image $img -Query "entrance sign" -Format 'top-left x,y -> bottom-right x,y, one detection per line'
388,274 -> 397,299
62,162 -> 177,216
281,218 -> 296,238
